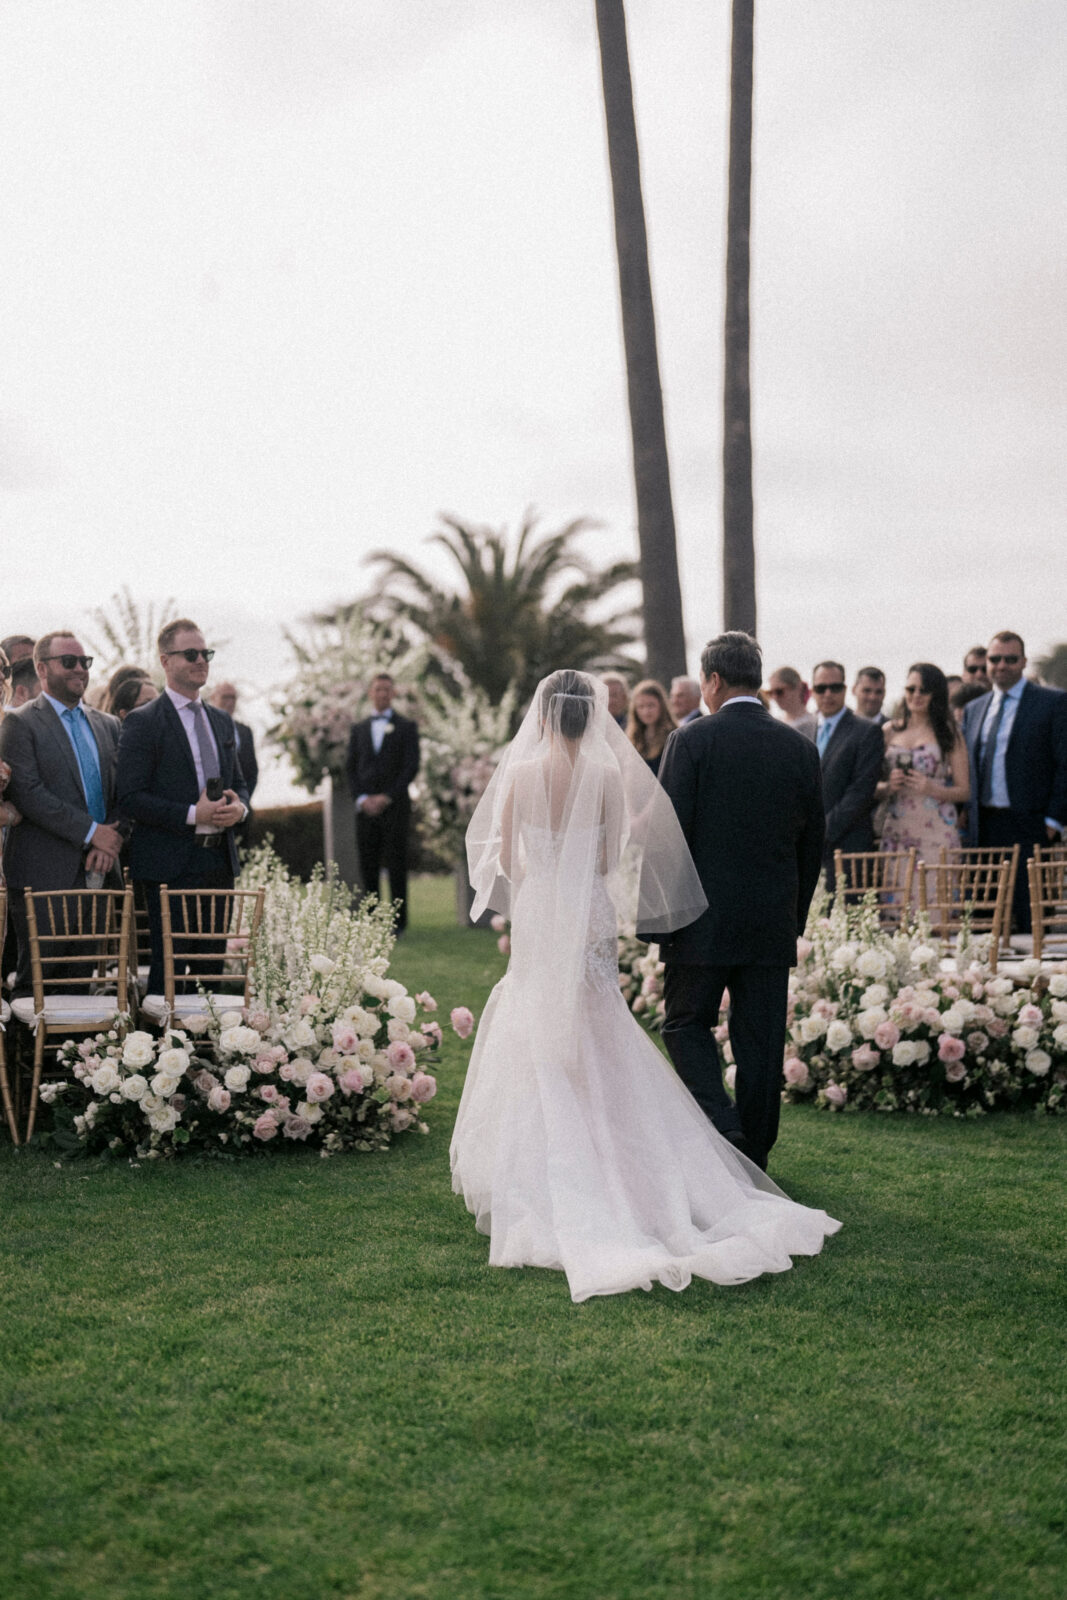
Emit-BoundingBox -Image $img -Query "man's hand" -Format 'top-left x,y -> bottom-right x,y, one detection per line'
86,846 -> 116,876
194,790 -> 226,827
1048,824 -> 1062,841
91,823 -> 124,859
213,789 -> 246,828
362,793 -> 391,817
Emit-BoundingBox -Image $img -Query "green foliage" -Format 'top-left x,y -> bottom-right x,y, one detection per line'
82,586 -> 179,678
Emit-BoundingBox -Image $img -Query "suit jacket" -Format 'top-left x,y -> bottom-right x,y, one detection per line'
117,693 -> 249,879
235,720 -> 259,799
345,713 -> 420,810
961,681 -> 1067,843
819,708 -> 884,857
0,696 -> 123,891
650,703 -> 825,967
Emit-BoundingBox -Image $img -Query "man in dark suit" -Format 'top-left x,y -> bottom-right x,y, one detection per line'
962,630 -> 1067,932
346,673 -> 420,933
209,681 -> 258,849
653,632 -> 825,1171
813,660 -> 884,891
668,676 -> 703,726
852,666 -> 888,726
117,619 -> 249,994
0,631 -> 127,995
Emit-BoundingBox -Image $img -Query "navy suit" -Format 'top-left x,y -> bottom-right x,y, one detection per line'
819,709 -> 884,890
962,681 -> 1067,930
117,694 -> 249,992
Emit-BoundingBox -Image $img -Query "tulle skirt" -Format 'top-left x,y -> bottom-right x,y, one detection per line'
450,971 -> 841,1303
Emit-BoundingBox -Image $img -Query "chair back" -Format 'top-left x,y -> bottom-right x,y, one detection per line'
158,886 -> 265,1008
833,849 -> 917,923
1028,846 -> 1067,961
918,857 -> 1011,971
939,845 -> 1020,924
0,886 -> 16,1146
24,886 -> 133,1014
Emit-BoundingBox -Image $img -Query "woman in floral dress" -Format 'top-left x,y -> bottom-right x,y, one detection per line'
877,663 -> 970,896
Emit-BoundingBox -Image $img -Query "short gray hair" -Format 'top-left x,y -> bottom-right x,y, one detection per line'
700,632 -> 762,690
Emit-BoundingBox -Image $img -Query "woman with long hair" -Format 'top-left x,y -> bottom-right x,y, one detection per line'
625,678 -> 676,776
105,668 -> 158,719
876,662 -> 970,875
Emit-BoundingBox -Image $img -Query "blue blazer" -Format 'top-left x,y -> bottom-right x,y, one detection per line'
117,693 -> 250,879
961,681 -> 1067,844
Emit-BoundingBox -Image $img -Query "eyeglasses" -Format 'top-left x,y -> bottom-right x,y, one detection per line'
904,686 -> 928,696
767,686 -> 788,698
164,648 -> 215,663
812,682 -> 845,695
987,654 -> 1020,666
963,663 -> 986,674
41,654 -> 93,671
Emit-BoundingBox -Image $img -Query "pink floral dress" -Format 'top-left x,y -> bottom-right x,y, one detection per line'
880,743 -> 960,874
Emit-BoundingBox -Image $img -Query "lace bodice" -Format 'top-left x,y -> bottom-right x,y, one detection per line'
514,823 -> 619,992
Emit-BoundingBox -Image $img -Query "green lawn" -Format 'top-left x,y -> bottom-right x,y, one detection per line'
2,876 -> 1064,1600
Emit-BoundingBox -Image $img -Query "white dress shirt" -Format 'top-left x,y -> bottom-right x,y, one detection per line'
166,686 -> 222,833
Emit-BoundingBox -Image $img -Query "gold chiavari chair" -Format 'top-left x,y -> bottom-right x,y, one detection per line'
1028,845 -> 1067,962
0,887 -> 18,1145
10,885 -> 133,1142
139,886 -> 265,1030
918,856 -> 1012,973
833,849 -> 918,925
939,844 -> 1020,935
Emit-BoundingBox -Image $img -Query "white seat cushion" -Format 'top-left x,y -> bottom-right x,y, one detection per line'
10,994 -> 122,1028
140,992 -> 237,1023
1,999 -> 10,1025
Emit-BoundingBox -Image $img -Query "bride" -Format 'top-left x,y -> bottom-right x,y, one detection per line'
450,670 -> 840,1302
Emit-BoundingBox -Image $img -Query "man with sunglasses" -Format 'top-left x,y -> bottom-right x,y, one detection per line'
962,647 -> 990,691
0,630 -> 128,995
117,619 -> 250,994
812,660 -> 884,893
961,631 -> 1067,932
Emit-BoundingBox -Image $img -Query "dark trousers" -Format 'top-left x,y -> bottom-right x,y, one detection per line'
356,802 -> 410,932
661,961 -> 791,1169
977,808 -> 1046,934
139,852 -> 234,995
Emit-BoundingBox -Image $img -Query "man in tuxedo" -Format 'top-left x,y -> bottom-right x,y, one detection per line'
653,632 -> 824,1171
813,661 -> 884,891
0,631 -> 127,995
852,666 -> 888,725
346,673 -> 420,933
668,676 -> 703,725
962,630 -> 1067,932
117,619 -> 249,994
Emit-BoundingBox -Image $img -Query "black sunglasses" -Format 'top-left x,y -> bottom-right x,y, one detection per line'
42,654 -> 93,670
164,648 -> 215,663
963,663 -> 986,674
987,654 -> 1020,666
812,682 -> 845,694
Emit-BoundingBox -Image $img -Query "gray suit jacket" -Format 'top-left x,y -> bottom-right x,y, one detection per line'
0,696 -> 123,891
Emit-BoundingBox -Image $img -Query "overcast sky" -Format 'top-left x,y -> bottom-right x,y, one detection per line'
3,1 -> 1064,801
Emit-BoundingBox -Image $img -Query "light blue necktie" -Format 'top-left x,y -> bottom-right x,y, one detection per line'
64,706 -> 107,823
817,719 -> 833,758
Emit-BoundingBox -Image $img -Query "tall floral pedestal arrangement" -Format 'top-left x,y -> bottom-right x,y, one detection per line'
322,771 -> 361,890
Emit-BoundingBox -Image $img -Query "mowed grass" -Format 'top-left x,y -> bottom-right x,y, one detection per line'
1,876 -> 1065,1600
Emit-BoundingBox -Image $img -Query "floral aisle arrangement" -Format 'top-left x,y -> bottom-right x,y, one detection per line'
41,848 -> 463,1159
414,677 -> 517,867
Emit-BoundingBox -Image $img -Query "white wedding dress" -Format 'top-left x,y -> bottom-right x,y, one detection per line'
451,673 -> 840,1304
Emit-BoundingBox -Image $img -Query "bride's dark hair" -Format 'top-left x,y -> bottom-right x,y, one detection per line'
540,670 -> 595,740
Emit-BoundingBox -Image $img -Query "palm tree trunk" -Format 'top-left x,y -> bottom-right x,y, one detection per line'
723,0 -> 756,635
595,0 -> 686,685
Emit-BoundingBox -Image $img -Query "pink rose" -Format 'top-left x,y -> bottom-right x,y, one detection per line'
714,1024 -> 730,1044
253,1052 -> 277,1075
299,994 -> 317,1016
245,1010 -> 271,1033
193,1069 -> 219,1095
923,1008 -> 943,1029
796,938 -> 813,962
451,1006 -> 475,1040
332,1023 -> 359,1054
340,1066 -> 368,1094
278,1062 -> 296,1081
387,1040 -> 416,1073
207,1086 -> 231,1113
969,981 -> 985,999
406,1032 -> 429,1053
421,1020 -> 443,1047
258,1084 -> 279,1102
305,1071 -> 335,1104
943,985 -> 959,1001
410,1071 -> 437,1104
253,1111 -> 279,1140
1017,1004 -> 1043,1027
898,1002 -> 923,1029
388,1104 -> 415,1131
78,1040 -> 97,1059
971,1005 -> 994,1026
415,992 -> 438,1012
824,1082 -> 848,1108
986,1017 -> 1008,1038
282,1114 -> 312,1141
812,998 -> 835,1020
874,1021 -> 900,1051
938,1034 -> 966,1063
944,1058 -> 966,1083
497,934 -> 511,956
965,1030 -> 989,1054
851,1043 -> 880,1071
783,1056 -> 810,1088
490,915 -> 507,933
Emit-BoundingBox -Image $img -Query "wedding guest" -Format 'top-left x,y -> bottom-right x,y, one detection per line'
766,667 -> 816,739
0,649 -> 20,842
0,635 -> 34,665
668,676 -> 702,725
106,672 -> 158,719
961,630 -> 1067,932
601,673 -> 630,729
346,673 -> 420,934
853,667 -> 887,724
208,682 -> 258,802
876,664 -> 969,894
9,656 -> 42,707
945,674 -> 963,699
0,631 -> 126,995
950,680 -> 986,727
963,646 -> 990,691
813,661 -> 884,892
626,678 -> 676,778
117,619 -> 249,993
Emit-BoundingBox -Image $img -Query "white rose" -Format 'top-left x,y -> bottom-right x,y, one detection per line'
913,989 -> 938,1010
985,977 -> 1014,997
155,1047 -> 190,1076
382,979 -> 406,999
800,1014 -> 828,1043
310,954 -> 337,975
1012,1026 -> 1039,1052
140,1093 -> 164,1114
892,1041 -> 918,1066
356,1038 -> 376,1063
1017,959 -> 1041,979
387,994 -> 417,1024
224,1065 -> 251,1092
856,948 -> 889,980
911,946 -> 938,969
825,1020 -> 853,1053
296,1100 -> 324,1123
219,1010 -> 243,1029
831,944 -> 858,972
992,997 -> 1017,1017
288,1057 -> 313,1086
1047,975 -> 1067,998
90,1063 -> 122,1095
219,1025 -> 261,1055
1025,1049 -> 1051,1077
386,1017 -> 411,1042
912,1040 -> 931,1063
1050,1000 -> 1067,1023
861,984 -> 890,1008
150,1070 -> 182,1098
1052,1023 -> 1067,1049
361,974 -> 391,999
84,1101 -> 100,1127
148,1105 -> 180,1133
121,1074 -> 149,1102
939,1007 -> 967,1036
121,1032 -> 156,1069
284,1019 -> 317,1050
856,1007 -> 888,1040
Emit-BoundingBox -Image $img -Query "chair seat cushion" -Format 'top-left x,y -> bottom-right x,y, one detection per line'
140,992 -> 238,1023
10,994 -> 122,1028
1,999 -> 10,1025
